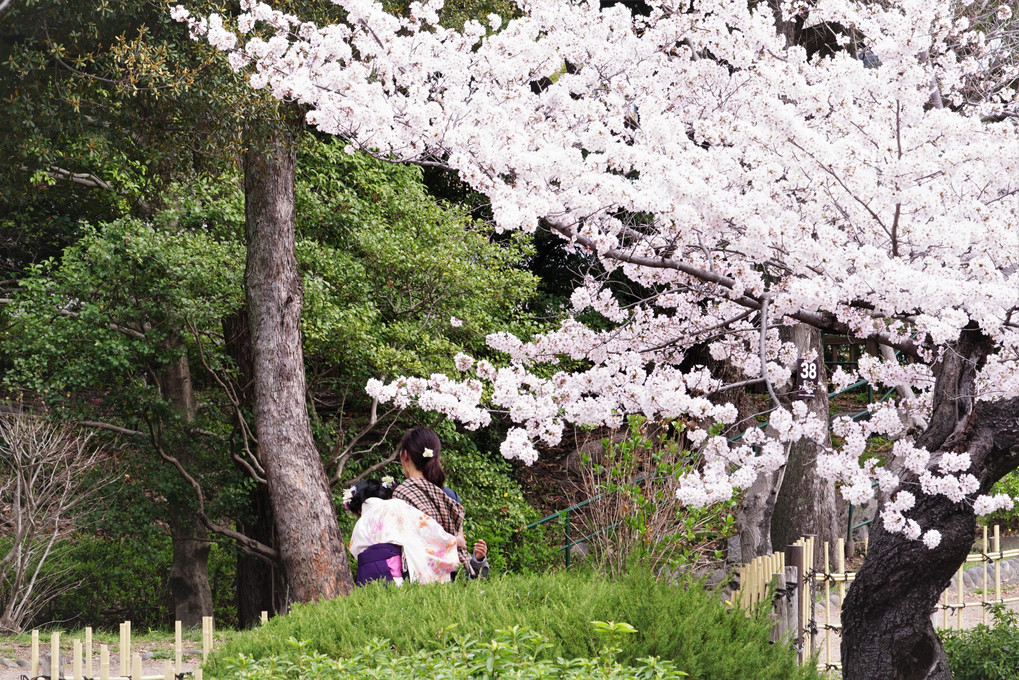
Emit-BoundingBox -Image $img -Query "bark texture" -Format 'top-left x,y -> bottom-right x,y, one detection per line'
223,310 -> 289,626
168,512 -> 213,627
160,351 -> 213,626
243,125 -> 354,603
842,327 -> 1019,680
771,324 -> 843,566
738,323 -> 842,562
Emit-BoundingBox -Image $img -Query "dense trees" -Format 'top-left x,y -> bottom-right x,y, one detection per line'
0,0 -> 540,624
187,0 -> 1019,675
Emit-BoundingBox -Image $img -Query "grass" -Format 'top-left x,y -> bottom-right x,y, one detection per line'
207,569 -> 821,680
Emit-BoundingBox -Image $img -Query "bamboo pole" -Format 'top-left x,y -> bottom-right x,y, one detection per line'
72,639 -> 82,680
99,645 -> 109,680
175,620 -> 183,675
824,541 -> 832,668
51,631 -> 61,680
261,611 -> 269,624
85,628 -> 93,680
119,623 -> 127,678
996,525 -> 1003,614
202,616 -> 213,662
957,559 -> 964,631
982,526 -> 989,626
164,659 -> 174,680
132,652 -> 142,680
31,629 -> 39,679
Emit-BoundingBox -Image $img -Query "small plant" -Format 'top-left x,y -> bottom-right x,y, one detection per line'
577,415 -> 737,575
941,603 -> 1019,680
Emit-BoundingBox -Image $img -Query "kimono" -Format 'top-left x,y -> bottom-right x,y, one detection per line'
348,496 -> 459,585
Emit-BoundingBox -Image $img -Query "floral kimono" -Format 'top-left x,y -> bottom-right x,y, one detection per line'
348,496 -> 459,585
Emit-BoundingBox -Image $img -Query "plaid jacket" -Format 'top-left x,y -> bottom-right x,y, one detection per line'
394,477 -> 474,574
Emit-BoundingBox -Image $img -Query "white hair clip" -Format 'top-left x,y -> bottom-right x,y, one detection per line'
422,447 -> 434,458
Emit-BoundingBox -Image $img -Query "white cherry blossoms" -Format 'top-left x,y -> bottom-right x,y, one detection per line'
177,0 -> 1019,547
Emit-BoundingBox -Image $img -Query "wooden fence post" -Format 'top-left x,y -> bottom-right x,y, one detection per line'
786,543 -> 805,664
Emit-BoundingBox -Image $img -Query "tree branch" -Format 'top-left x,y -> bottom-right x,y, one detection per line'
546,219 -> 921,358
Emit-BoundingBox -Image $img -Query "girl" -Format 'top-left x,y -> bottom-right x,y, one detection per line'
391,426 -> 488,579
345,478 -> 459,585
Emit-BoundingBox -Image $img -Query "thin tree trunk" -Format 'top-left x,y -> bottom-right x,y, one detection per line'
737,323 -> 842,562
842,326 -> 1019,679
168,512 -> 213,627
160,350 -> 213,626
243,123 -> 353,603
223,310 -> 289,626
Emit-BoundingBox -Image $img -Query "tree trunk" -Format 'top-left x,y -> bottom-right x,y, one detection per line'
243,123 -> 354,603
235,484 -> 288,626
771,324 -> 843,566
842,326 -> 1019,680
160,350 -> 213,626
168,512 -> 213,627
737,323 -> 842,562
223,309 -> 289,626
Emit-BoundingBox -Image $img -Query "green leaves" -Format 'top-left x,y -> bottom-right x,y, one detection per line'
215,625 -> 689,680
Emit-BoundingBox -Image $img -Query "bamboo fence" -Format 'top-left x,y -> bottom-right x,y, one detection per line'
734,525 -> 1019,674
26,612 -> 266,680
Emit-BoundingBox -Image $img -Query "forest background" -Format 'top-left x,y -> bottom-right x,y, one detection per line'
0,0 -> 599,632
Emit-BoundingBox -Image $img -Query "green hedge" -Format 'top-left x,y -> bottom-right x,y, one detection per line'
208,570 -> 819,680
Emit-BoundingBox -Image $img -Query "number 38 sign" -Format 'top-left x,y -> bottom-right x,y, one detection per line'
794,358 -> 822,401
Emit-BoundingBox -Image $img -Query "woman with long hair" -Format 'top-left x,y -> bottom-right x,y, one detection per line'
391,426 -> 487,578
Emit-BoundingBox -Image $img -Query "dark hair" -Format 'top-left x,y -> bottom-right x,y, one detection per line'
345,479 -> 394,515
400,426 -> 445,488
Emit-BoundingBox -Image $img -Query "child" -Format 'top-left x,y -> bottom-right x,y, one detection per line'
344,478 -> 459,585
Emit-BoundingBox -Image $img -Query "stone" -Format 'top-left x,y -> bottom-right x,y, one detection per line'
566,541 -> 589,563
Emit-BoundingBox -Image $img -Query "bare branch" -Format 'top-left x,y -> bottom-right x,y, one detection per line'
146,423 -> 279,563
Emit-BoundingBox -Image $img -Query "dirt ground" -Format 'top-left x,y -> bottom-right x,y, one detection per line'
0,640 -> 205,680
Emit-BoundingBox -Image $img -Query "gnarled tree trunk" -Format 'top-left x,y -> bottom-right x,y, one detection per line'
243,122 -> 353,603
842,326 -> 1019,680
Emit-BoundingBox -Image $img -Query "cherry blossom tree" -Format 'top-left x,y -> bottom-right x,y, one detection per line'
177,0 -> 1019,676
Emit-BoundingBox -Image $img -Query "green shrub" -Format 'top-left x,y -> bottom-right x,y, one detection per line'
941,604 -> 1019,680
213,626 -> 691,680
39,533 -> 237,631
208,570 -> 819,680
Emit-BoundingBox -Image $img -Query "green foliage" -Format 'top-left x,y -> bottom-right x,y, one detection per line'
440,429 -> 553,573
296,139 -> 539,391
942,603 -> 1019,680
38,533 -> 237,632
580,416 -> 737,575
208,570 -> 819,680
213,626 -> 689,680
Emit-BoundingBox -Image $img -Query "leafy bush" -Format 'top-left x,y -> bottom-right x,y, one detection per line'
39,533 -> 237,631
941,604 -> 1019,680
213,626 -> 690,680
578,416 -> 737,575
208,570 -> 819,680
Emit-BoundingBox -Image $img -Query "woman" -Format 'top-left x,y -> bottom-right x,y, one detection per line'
392,426 -> 488,578
345,478 -> 459,585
